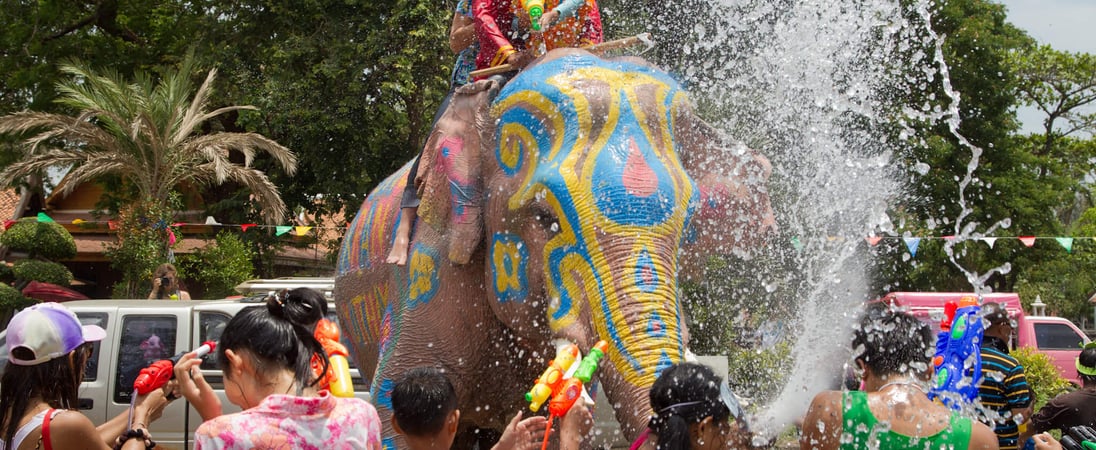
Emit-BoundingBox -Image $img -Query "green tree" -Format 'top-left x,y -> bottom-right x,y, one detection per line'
1012,46 -> 1096,158
0,58 -> 298,296
178,231 -> 256,298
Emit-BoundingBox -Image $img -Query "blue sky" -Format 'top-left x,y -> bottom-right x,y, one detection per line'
996,0 -> 1096,134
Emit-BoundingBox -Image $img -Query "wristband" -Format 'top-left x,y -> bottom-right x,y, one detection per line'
114,428 -> 156,450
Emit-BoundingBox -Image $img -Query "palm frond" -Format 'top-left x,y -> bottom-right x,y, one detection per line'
188,163 -> 289,224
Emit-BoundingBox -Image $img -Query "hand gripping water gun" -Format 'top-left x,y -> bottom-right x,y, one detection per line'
523,0 -> 545,31
134,341 -> 216,395
928,296 -> 983,410
314,318 -> 355,398
530,341 -> 609,450
1061,425 -> 1096,450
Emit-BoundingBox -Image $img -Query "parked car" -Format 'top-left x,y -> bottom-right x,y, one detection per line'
881,292 -> 1092,385
0,297 -> 370,450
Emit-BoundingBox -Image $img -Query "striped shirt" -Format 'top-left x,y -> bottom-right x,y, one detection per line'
978,336 -> 1033,450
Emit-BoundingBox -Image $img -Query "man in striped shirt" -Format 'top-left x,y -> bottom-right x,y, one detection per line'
978,302 -> 1034,450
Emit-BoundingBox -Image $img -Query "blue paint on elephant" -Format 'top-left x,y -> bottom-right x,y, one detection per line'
382,437 -> 397,450
592,99 -> 677,227
656,351 -> 674,375
647,311 -> 666,338
490,232 -> 530,303
635,248 -> 658,293
375,377 -> 396,410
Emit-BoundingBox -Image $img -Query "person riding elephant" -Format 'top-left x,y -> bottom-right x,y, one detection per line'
335,48 -> 775,449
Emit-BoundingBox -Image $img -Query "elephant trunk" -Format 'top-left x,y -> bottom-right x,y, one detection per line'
590,281 -> 687,441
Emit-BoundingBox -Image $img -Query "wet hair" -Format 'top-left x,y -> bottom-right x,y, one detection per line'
1080,347 -> 1096,385
852,303 -> 934,377
391,367 -> 458,437
1,343 -> 90,447
216,288 -> 329,394
648,363 -> 731,450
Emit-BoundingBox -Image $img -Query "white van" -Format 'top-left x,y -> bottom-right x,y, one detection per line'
0,297 -> 370,450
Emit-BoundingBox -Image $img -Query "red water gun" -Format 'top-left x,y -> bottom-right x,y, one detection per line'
134,341 -> 216,395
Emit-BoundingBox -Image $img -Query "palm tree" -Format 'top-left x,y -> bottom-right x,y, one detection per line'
0,58 -> 298,224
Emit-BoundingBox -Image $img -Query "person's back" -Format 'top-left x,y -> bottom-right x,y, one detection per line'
801,304 -> 998,450
1032,344 -> 1096,434
977,303 -> 1033,450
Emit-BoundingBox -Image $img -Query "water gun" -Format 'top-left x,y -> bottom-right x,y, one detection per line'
314,318 -> 355,398
928,296 -> 983,410
547,340 -> 608,417
526,343 -> 580,412
1062,426 -> 1096,450
523,0 -> 545,31
134,341 -> 216,395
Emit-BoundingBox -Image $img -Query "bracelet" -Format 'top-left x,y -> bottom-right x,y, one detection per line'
113,428 -> 156,450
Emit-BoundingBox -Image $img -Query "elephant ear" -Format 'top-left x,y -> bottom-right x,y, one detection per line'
415,80 -> 500,264
675,101 -> 775,266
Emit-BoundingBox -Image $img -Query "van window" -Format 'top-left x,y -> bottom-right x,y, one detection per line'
75,313 -> 107,382
1033,322 -> 1085,350
198,312 -> 231,371
115,315 -> 177,403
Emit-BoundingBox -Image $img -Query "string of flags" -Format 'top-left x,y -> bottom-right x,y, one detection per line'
7,213 -> 347,237
791,234 -> 1084,257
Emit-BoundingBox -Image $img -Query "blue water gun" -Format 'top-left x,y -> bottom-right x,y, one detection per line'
928,296 -> 983,410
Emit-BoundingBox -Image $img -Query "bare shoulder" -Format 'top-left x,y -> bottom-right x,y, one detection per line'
800,390 -> 844,450
47,411 -> 106,450
968,420 -> 1000,450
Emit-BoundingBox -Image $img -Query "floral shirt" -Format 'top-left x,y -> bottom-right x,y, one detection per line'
194,392 -> 381,450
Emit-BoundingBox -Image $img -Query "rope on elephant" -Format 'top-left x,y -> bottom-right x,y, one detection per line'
469,33 -> 654,78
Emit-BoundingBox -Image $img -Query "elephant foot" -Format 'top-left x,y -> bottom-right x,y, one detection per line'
386,207 -> 416,265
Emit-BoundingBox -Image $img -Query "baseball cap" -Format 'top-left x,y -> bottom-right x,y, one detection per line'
1078,342 -> 1096,377
981,302 -> 1016,328
5,302 -> 105,366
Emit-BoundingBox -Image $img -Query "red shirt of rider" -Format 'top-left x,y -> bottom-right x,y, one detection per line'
472,0 -> 603,71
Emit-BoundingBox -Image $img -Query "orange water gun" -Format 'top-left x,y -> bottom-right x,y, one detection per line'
314,318 -> 354,398
526,343 -> 580,412
535,341 -> 610,450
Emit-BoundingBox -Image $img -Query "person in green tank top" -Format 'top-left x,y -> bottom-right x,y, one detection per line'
800,304 -> 999,450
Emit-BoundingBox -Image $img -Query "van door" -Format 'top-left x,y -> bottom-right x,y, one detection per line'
107,312 -> 190,449
74,312 -> 111,425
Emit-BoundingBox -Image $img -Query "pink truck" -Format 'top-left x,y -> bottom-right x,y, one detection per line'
881,292 -> 1092,386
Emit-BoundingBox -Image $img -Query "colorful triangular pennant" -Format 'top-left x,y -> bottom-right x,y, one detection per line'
791,236 -> 803,251
982,237 -> 997,248
904,237 -> 921,257
294,226 -> 313,236
1019,236 -> 1036,247
866,236 -> 882,246
240,223 -> 257,232
1056,237 -> 1074,253
36,212 -> 54,223
275,225 -> 292,236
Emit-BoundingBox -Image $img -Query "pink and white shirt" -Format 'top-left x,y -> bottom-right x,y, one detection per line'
194,392 -> 381,450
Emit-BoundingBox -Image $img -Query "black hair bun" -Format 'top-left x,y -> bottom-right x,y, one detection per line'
266,288 -> 326,327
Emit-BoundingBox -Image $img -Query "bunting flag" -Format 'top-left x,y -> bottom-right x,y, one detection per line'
866,236 -> 882,246
275,226 -> 293,236
943,235 -> 955,241
982,237 -> 997,248
791,236 -> 803,251
204,216 -> 220,225
904,237 -> 921,257
1056,237 -> 1074,253
36,212 -> 54,223
107,220 -> 118,230
240,223 -> 257,232
1019,236 -> 1036,247
294,226 -> 313,236
72,219 -> 86,225
2,220 -> 15,230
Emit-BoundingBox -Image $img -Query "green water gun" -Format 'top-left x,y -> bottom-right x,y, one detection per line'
523,0 -> 545,31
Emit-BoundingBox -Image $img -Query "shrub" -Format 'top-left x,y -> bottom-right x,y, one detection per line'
12,260 -> 74,287
0,219 -> 77,260
727,342 -> 792,404
1011,346 -> 1072,411
0,263 -> 14,283
0,283 -> 35,327
178,231 -> 256,299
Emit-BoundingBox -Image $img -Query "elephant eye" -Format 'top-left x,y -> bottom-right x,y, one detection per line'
529,205 -> 560,234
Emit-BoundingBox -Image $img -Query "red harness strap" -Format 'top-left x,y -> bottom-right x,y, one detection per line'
41,409 -> 55,450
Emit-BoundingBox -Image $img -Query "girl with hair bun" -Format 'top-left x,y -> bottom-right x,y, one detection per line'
178,288 -> 381,449
633,362 -> 754,450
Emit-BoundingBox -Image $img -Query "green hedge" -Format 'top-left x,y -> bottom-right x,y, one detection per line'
0,283 -> 33,310
1012,346 -> 1072,411
12,260 -> 74,287
1,219 -> 77,260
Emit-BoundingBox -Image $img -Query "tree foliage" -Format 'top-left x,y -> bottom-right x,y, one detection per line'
0,218 -> 76,260
12,259 -> 73,287
178,231 -> 256,299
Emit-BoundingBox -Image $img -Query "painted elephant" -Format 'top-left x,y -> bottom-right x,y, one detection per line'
335,48 -> 775,448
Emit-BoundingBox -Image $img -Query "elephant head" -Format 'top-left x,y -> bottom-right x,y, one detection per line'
405,49 -> 776,438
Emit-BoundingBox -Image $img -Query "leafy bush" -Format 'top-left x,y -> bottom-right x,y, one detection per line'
727,342 -> 792,404
0,219 -> 77,260
179,231 -> 256,299
1011,346 -> 1072,411
12,260 -> 74,287
0,283 -> 33,310
0,263 -> 14,283
105,198 -> 179,298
